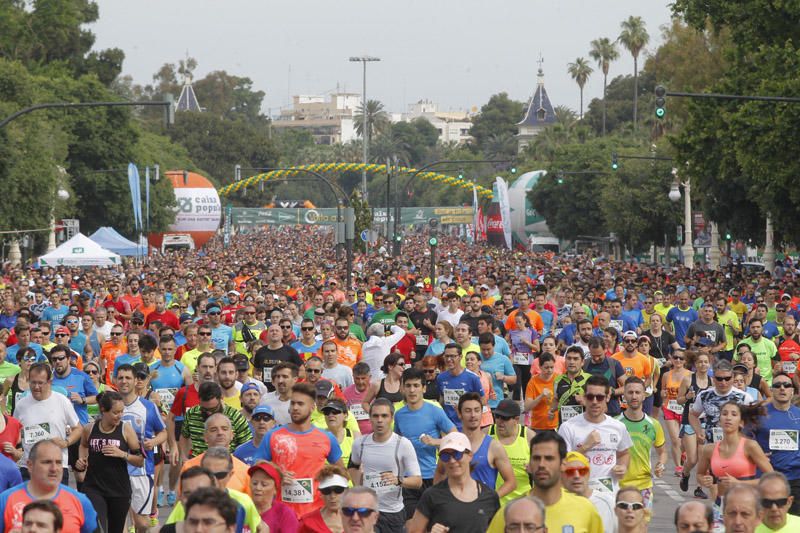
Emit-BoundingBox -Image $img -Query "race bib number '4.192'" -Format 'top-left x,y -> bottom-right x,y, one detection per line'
364,472 -> 395,493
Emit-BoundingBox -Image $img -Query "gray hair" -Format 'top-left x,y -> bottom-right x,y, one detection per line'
759,471 -> 791,494
342,486 -> 378,508
503,495 -> 546,525
367,323 -> 385,338
725,484 -> 761,513
203,412 -> 232,433
201,446 -> 233,471
713,359 -> 733,374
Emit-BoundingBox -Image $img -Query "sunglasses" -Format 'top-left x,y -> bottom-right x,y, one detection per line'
244,311 -> 256,315
110,332 -> 123,336
424,369 -> 436,374
252,414 -> 273,422
199,332 -> 212,336
495,415 -> 515,421
51,356 -> 67,362
772,382 -> 794,389
66,320 -> 78,324
301,327 -> 315,331
210,471 -> 229,480
322,409 -> 345,416
55,333 -> 69,338
623,339 -> 637,344
585,393 -> 607,402
207,311 -> 221,315
673,356 -> 685,361
86,369 -> 99,375
761,497 -> 789,508
320,486 -> 346,496
616,501 -> 645,511
439,450 -> 465,463
306,368 -> 322,374
714,375 -> 732,382
341,506 -> 376,517
564,466 -> 590,477
281,325 -> 292,330
22,356 -> 37,363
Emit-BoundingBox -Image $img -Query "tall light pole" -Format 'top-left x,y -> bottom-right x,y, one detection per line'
669,167 -> 694,268
47,166 -> 70,253
349,55 -> 380,202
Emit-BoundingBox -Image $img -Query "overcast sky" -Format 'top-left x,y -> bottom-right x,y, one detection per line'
93,0 -> 674,115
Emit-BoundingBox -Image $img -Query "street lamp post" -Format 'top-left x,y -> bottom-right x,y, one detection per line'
349,55 -> 380,202
669,167 -> 694,268
47,166 -> 70,253
764,215 -> 776,273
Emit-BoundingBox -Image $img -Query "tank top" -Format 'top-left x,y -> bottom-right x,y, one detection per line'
7,374 -> 26,415
88,331 -> 102,360
338,428 -> 355,470
489,424 -> 530,504
711,437 -> 756,480
83,420 -> 132,497
665,370 -> 686,406
470,434 -> 498,488
377,379 -> 403,403
748,373 -> 762,391
682,373 -> 710,424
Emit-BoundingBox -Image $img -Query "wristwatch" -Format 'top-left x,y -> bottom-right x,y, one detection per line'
396,476 -> 403,486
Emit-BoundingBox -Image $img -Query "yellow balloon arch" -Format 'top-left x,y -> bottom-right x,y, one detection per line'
217,162 -> 494,199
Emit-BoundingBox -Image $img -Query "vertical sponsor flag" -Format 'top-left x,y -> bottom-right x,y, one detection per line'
145,166 -> 151,232
127,163 -> 142,232
472,184 -> 479,243
495,176 -> 512,249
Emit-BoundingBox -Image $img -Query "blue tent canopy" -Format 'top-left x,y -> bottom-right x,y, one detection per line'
89,227 -> 146,256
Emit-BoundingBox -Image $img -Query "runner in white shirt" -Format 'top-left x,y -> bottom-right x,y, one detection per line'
558,374 -> 632,494
259,362 -> 298,426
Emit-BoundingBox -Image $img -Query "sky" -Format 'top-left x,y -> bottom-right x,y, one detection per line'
92,0 -> 675,116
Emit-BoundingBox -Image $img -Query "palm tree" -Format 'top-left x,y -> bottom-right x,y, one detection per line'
353,99 -> 390,143
553,105 -> 578,129
484,132 -> 517,160
618,16 -> 650,130
567,58 -> 593,120
589,37 -> 619,135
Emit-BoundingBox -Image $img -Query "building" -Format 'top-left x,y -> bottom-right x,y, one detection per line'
176,74 -> 202,112
393,100 -> 473,145
272,92 -> 361,145
516,66 -> 556,152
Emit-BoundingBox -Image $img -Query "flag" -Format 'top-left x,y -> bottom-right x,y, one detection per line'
127,163 -> 142,232
495,176 -> 512,249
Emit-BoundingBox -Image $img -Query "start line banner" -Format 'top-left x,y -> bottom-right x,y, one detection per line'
230,207 -> 474,226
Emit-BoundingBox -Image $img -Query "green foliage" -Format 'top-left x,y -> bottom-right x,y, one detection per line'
354,100 -> 390,141
468,93 -> 524,156
350,191 -> 373,252
194,71 -> 266,124
584,71 -> 655,135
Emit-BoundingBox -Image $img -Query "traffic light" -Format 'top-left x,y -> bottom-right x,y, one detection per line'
611,153 -> 619,170
725,232 -> 732,240
655,86 -> 666,119
428,236 -> 438,247
395,234 -> 402,243
458,171 -> 464,180
510,167 -> 517,174
557,176 -> 564,185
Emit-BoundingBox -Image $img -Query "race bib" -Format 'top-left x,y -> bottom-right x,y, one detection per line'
711,427 -> 724,443
782,361 -> 797,375
282,478 -> 314,503
443,388 -> 464,407
350,403 -> 369,421
261,367 -> 273,384
560,405 -> 583,422
156,388 -> 178,409
512,352 -> 530,365
364,472 -> 395,494
667,400 -> 682,413
588,476 -> 614,493
24,423 -> 51,445
415,335 -> 429,346
769,429 -> 799,451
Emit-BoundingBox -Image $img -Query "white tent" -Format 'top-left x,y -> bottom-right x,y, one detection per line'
40,233 -> 121,267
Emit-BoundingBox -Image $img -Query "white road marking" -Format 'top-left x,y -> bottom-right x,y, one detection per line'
654,478 -> 686,502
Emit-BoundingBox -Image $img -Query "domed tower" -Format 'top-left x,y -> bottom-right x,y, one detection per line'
516,57 -> 556,153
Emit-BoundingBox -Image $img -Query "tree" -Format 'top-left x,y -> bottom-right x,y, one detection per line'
468,93 -> 524,154
353,99 -> 390,143
584,71 -> 656,136
194,70 -> 266,124
589,37 -> 620,135
618,16 -> 650,131
567,57 -> 593,119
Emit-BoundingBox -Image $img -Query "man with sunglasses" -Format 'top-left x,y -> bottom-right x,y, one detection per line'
291,318 -> 323,360
99,324 -> 126,385
756,472 -> 798,532
234,404 -> 275,466
340,487 -> 380,533
60,313 -> 88,360
348,399 -> 421,533
232,305 -> 266,356
488,399 -> 533,505
752,372 -> 800,516
486,432 -> 603,533
561,451 -> 616,533
182,325 -> 216,374
689,359 -> 751,446
203,304 -> 233,353
557,375 -> 632,495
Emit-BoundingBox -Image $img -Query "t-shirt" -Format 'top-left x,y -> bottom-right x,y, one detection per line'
233,439 -> 260,466
610,352 -> 653,381
607,313 -> 639,336
149,360 -> 187,412
322,364 -> 354,389
583,357 -> 626,416
691,387 -> 751,442
0,455 -> 22,491
290,340 -> 323,361
210,324 -> 233,351
342,385 -> 372,434
416,480 -> 499,533
752,404 -> 800,481
666,306 -> 699,347
123,396 -> 166,476
480,353 -> 515,408
13,392 -> 79,464
616,412 -> 665,490
259,392 -> 291,426
0,483 -> 99,533
487,488 -> 604,533
394,402 -> 455,478
332,337 -> 363,369
255,425 -> 342,518
436,369 -> 485,429
525,374 -> 558,430
253,345 -> 304,387
349,433 -> 421,513
755,513 -> 800,533
686,319 -> 726,348
0,415 -> 21,461
738,336 -> 778,385
558,414 -> 634,494
52,369 -> 98,425
369,309 -> 401,327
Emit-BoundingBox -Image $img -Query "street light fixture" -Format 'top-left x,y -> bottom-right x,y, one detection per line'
349,55 -> 380,202
668,167 -> 694,268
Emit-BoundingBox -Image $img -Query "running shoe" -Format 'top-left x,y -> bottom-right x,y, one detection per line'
167,491 -> 177,506
679,474 -> 689,492
694,487 -> 708,499
674,466 -> 683,477
157,488 -> 165,507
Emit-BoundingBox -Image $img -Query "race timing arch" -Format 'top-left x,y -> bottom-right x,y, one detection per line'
216,162 -> 494,199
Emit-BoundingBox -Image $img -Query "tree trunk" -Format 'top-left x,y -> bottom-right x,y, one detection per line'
579,86 -> 584,120
602,73 -> 608,135
633,55 -> 639,131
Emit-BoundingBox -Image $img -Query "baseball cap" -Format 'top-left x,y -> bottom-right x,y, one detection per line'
252,404 -> 274,418
248,462 -> 281,486
318,474 -> 349,490
228,290 -> 241,297
132,362 -> 150,379
54,326 -> 70,336
240,382 -> 261,396
232,354 -> 250,371
315,380 -> 334,399
439,432 -> 471,453
179,313 -> 193,323
622,330 -> 638,340
321,399 -> 348,415
131,311 -> 145,322
206,304 -> 221,313
493,399 -> 521,418
732,363 -> 749,374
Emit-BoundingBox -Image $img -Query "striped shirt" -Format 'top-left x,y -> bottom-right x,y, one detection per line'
181,404 -> 252,457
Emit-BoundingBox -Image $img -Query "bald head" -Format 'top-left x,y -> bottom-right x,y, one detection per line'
203,413 -> 233,448
674,501 -> 712,533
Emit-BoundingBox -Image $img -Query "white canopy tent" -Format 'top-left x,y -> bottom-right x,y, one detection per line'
40,233 -> 121,267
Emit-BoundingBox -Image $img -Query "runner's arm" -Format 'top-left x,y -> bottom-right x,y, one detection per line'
491,440 -> 517,498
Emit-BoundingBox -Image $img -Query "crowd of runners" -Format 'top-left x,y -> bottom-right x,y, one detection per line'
0,226 -> 799,533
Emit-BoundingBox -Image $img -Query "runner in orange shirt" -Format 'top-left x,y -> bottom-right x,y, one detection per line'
611,331 -> 653,386
100,323 -> 128,386
504,291 -> 544,335
332,318 -> 362,368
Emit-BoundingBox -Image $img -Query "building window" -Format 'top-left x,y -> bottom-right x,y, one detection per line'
537,107 -> 546,121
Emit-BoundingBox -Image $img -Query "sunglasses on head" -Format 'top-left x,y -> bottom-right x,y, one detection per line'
762,497 -> 789,508
341,506 -> 375,517
439,450 -> 465,463
564,466 -> 590,477
320,486 -> 346,496
616,501 -> 644,511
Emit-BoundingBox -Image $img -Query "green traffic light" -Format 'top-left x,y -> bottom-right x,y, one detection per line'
510,167 -> 517,174
725,233 -> 732,240
557,177 -> 564,184
429,237 -> 438,246
655,108 -> 665,118
395,235 -> 402,242
611,162 -> 619,170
